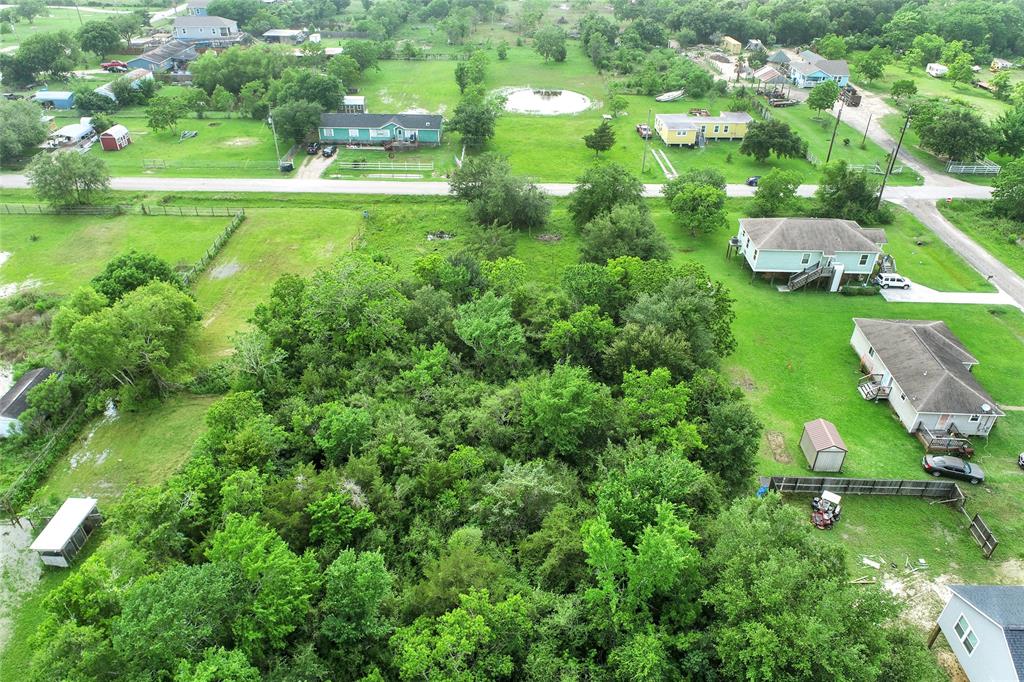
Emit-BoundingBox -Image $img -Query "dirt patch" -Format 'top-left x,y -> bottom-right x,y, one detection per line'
207,122 -> 220,127
936,650 -> 969,682
402,107 -> 430,115
727,366 -> 756,392
996,558 -> 1024,581
536,233 -> 562,242
223,137 -> 259,147
0,278 -> 41,300
765,431 -> 792,463
209,260 -> 241,280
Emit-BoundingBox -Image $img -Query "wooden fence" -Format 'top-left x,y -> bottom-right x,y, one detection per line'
180,210 -> 246,287
1,204 -> 241,217
762,475 -> 1000,559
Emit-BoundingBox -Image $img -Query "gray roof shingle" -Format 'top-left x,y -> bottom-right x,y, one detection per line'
0,368 -> 53,420
174,15 -> 236,28
320,112 -> 442,129
951,585 -> 1024,680
853,320 -> 1003,416
1006,628 -> 1024,680
133,39 -> 197,64
740,217 -> 882,254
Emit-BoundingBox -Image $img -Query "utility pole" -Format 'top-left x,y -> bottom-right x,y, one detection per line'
861,112 -> 872,148
641,107 -> 651,174
876,112 -> 911,210
268,115 -> 281,162
71,0 -> 83,25
825,98 -> 845,164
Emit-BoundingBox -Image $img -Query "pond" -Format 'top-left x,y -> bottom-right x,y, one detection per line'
502,88 -> 593,115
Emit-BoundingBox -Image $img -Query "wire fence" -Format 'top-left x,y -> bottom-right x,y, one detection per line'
180,210 -> 247,287
0,203 -> 242,216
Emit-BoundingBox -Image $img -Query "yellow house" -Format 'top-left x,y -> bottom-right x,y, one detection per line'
720,36 -> 742,54
654,112 -> 753,147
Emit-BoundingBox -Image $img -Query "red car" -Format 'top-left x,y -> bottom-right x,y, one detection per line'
101,61 -> 129,72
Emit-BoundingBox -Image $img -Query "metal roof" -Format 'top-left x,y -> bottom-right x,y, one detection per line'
101,124 -> 130,137
174,15 -> 237,28
263,28 -> 304,36
33,91 -> 74,100
853,319 -> 1003,416
803,418 -> 847,452
132,39 -> 197,64
0,368 -> 52,420
320,112 -> 442,129
29,498 -> 98,552
655,111 -> 753,130
740,217 -> 881,254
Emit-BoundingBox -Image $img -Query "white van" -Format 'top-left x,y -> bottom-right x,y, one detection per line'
874,273 -> 911,289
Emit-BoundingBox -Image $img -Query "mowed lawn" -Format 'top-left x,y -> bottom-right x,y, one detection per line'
193,208 -> 365,357
939,200 -> 1024,279
84,117 -> 282,178
884,206 -> 995,292
0,212 -> 228,294
853,61 -> 1014,121
30,396 -> 214,507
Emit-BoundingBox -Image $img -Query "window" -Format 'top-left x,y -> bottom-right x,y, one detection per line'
899,392 -> 905,400
801,253 -> 810,265
753,249 -> 759,260
700,125 -> 706,132
713,125 -> 720,133
348,129 -> 359,137
969,414 -> 980,422
868,347 -> 874,357
723,125 -> 730,133
745,237 -> 750,249
859,254 -> 870,266
955,615 -> 977,654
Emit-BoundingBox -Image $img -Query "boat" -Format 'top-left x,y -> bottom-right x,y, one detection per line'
655,90 -> 685,102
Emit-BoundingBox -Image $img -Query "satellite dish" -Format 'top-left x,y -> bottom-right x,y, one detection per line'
982,403 -> 991,412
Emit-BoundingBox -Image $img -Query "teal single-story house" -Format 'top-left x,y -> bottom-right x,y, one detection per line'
318,113 -> 443,146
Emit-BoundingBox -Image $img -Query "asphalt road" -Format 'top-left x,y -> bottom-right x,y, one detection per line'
0,175 -> 995,200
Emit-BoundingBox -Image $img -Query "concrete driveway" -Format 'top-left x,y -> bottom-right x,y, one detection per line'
880,282 -> 1021,310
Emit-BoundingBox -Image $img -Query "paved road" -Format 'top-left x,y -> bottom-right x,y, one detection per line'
893,199 -> 1024,312
0,175 -> 995,200
150,2 -> 187,24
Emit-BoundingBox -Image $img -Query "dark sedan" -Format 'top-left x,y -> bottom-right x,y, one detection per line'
922,455 -> 985,484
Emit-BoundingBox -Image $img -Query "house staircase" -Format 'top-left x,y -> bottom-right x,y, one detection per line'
857,373 -> 890,401
879,254 -> 896,274
781,263 -> 835,292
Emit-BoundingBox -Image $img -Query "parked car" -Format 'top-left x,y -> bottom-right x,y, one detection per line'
102,61 -> 128,72
101,60 -> 128,69
745,176 -> 761,186
279,160 -> 294,172
923,455 -> 985,484
321,145 -> 336,158
873,273 -> 911,289
306,141 -> 321,154
2,93 -> 24,100
635,123 -> 652,139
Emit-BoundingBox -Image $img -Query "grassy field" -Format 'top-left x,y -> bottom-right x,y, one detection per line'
323,144 -> 459,180
0,212 -> 229,295
30,396 -> 214,507
853,61 -> 1014,121
84,117 -> 283,178
939,200 -> 1024,279
884,206 -> 995,292
193,207 -> 366,357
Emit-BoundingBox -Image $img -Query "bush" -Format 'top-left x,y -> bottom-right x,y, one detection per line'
840,284 -> 880,296
188,360 -> 233,395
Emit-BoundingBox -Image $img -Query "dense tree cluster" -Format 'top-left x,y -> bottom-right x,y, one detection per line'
21,235 -> 939,679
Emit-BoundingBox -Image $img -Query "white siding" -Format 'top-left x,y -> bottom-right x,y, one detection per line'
938,595 -> 1020,682
889,381 -> 921,432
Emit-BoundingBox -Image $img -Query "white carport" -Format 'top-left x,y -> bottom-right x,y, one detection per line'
29,497 -> 102,567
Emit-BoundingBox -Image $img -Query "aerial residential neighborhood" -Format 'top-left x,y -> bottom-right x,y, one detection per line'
0,0 -> 1023,679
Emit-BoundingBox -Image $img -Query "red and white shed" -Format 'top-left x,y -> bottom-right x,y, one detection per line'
99,124 -> 131,151
800,418 -> 848,472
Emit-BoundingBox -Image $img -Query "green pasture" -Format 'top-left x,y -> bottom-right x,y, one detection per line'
939,200 -> 1024,279
0,211 -> 229,295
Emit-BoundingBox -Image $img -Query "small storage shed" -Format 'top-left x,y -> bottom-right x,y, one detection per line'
29,497 -> 102,567
800,419 -> 848,472
32,90 -> 75,110
100,124 -> 132,151
0,367 -> 53,437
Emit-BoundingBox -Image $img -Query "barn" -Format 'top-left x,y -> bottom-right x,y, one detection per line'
99,124 -> 132,151
800,418 -> 847,472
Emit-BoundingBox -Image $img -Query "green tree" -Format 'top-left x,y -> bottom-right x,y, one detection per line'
916,107 -> 994,161
26,152 -> 110,208
174,648 -> 260,682
211,84 -> 236,115
542,304 -> 618,368
806,80 -> 840,120
947,52 -> 975,87
471,174 -> 551,232
327,54 -> 362,88
900,48 -> 923,73
496,40 -> 508,60
911,33 -> 944,65
669,183 -> 727,237
270,99 -> 323,144
206,514 -> 319,662
607,94 -> 627,116
146,96 -> 189,133
739,119 -> 807,162
567,162 -> 646,227
0,98 -> 47,160
454,291 -> 528,379
580,202 -> 668,263
473,460 -> 565,541
855,45 -> 891,82
534,25 -> 567,62
76,19 -> 120,57
238,80 -> 267,119
814,33 -> 847,59
583,119 -> 616,155
343,40 -> 380,71
890,79 -> 917,100
520,363 -> 616,463
391,590 -> 530,680
91,251 -> 182,301
448,86 -> 504,149
752,168 -> 802,216
994,106 -> 1024,159
15,0 -> 44,23
992,158 -> 1024,221
990,71 -> 1012,101
319,550 -> 393,669
815,161 -> 882,222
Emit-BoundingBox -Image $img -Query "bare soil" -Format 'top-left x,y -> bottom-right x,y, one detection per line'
765,430 -> 792,463
209,260 -> 241,280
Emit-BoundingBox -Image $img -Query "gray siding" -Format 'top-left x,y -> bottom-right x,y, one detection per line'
938,595 -> 1020,682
